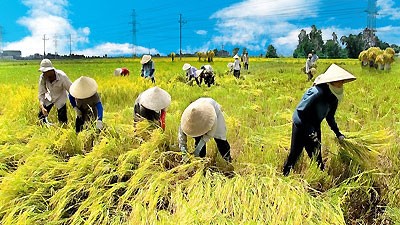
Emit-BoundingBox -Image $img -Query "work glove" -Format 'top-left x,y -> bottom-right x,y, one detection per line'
181,153 -> 190,163
337,134 -> 345,141
96,120 -> 103,130
309,131 -> 319,143
74,107 -> 82,118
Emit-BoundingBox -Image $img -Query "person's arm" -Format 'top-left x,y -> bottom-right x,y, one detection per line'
149,61 -> 155,76
326,101 -> 343,138
68,94 -> 77,108
160,109 -> 166,130
38,75 -> 47,106
178,126 -> 188,154
95,102 -> 103,121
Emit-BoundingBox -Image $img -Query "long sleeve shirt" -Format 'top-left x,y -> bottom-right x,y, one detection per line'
178,98 -> 227,153
305,58 -> 312,73
186,66 -> 198,78
233,59 -> 241,70
292,84 -> 341,136
141,61 -> 155,78
75,93 -> 103,121
38,70 -> 72,109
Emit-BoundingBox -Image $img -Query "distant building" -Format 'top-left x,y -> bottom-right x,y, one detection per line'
2,50 -> 22,59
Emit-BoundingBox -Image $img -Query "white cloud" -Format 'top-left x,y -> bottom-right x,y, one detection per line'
4,0 -> 156,57
75,43 -> 159,57
377,0 -> 400,20
196,30 -> 207,35
376,26 -> 400,45
210,0 -> 319,55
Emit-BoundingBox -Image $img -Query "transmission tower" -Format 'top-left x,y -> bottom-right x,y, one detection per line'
364,0 -> 377,47
132,9 -> 137,57
53,35 -> 58,58
42,34 -> 49,58
178,14 -> 186,60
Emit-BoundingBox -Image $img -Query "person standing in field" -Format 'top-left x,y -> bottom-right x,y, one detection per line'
69,76 -> 104,133
37,59 -> 76,125
182,63 -> 201,87
178,97 -> 232,162
233,54 -> 241,78
305,53 -> 314,81
310,50 -> 319,66
140,55 -> 155,83
282,64 -> 356,176
133,86 -> 171,130
242,52 -> 249,71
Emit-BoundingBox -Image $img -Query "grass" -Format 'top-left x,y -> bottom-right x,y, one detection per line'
0,57 -> 399,224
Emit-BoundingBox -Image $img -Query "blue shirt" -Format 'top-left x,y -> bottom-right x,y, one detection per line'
292,84 -> 341,136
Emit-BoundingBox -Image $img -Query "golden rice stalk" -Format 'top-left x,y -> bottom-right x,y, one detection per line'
337,129 -> 393,170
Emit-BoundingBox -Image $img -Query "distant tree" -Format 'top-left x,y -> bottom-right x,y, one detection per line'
309,25 -> 324,52
322,40 -> 342,58
265,45 -> 278,58
340,33 -> 364,58
390,44 -> 400,53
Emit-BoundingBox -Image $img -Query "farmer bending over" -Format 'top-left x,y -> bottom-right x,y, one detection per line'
37,59 -> 76,125
69,76 -> 104,133
134,86 -> 171,130
179,97 -> 232,162
282,64 -> 356,176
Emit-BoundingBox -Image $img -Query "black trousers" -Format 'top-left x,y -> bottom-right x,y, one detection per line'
194,136 -> 232,162
38,103 -> 67,124
233,70 -> 240,78
283,123 -> 323,175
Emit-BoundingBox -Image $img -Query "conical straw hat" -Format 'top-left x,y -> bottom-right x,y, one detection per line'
69,76 -> 98,99
141,55 -> 152,64
139,86 -> 171,111
314,64 -> 356,85
182,63 -> 191,70
181,100 -> 216,137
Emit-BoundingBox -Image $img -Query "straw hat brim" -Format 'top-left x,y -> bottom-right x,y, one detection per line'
233,54 -> 239,59
314,64 -> 356,85
182,63 -> 191,70
141,55 -> 152,64
195,69 -> 203,77
181,100 -> 216,137
70,76 -> 98,99
139,86 -> 171,111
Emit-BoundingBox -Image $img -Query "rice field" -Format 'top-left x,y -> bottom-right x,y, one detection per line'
0,57 -> 399,224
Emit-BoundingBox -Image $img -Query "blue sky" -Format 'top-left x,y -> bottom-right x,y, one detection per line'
1,0 -> 399,57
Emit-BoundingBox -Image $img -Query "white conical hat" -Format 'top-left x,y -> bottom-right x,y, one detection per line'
139,86 -> 171,111
182,63 -> 191,70
181,100 -> 216,137
233,54 -> 239,59
69,76 -> 98,99
141,55 -> 152,64
114,68 -> 122,76
314,64 -> 356,85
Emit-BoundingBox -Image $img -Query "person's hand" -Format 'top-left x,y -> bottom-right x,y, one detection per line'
96,120 -> 103,130
181,154 -> 190,163
74,107 -> 82,118
140,72 -> 144,77
309,131 -> 318,143
337,134 -> 345,141
40,105 -> 48,116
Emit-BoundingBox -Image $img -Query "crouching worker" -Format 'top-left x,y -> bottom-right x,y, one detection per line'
134,86 -> 171,130
178,98 -> 232,162
69,76 -> 104,133
38,59 -> 75,125
114,67 -> 130,76
199,65 -> 215,87
182,63 -> 201,87
282,64 -> 356,176
140,55 -> 156,83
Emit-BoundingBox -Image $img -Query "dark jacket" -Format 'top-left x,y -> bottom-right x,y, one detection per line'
292,83 -> 341,136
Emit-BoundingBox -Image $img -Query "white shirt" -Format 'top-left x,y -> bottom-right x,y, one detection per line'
233,59 -> 241,70
38,69 -> 72,109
